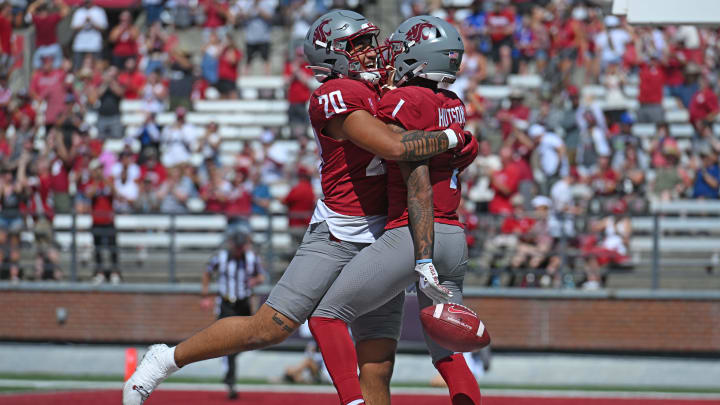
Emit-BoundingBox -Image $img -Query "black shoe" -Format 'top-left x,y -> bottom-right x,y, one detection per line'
228,386 -> 238,400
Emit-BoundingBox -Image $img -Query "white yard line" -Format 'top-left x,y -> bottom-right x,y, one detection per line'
1,379 -> 719,400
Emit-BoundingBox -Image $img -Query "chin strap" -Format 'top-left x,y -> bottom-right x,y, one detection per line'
396,62 -> 428,87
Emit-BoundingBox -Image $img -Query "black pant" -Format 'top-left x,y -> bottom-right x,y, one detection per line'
219,298 -> 252,383
92,224 -> 118,274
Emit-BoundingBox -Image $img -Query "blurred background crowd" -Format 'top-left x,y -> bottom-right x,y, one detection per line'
0,0 -> 719,289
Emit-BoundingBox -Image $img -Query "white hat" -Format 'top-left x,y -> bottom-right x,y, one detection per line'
604,15 -> 620,28
528,124 -> 545,138
532,196 -> 552,209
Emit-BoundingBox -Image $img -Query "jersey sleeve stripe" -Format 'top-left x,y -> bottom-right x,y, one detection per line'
391,99 -> 406,119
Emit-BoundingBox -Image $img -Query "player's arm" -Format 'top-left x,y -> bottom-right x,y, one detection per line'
326,110 -> 462,161
389,123 -> 451,303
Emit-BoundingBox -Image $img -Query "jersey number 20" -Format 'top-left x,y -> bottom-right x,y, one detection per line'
318,91 -> 347,118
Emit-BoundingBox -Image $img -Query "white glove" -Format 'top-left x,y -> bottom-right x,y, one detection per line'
414,260 -> 452,304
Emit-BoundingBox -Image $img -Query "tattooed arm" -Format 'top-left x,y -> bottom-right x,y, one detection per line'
389,123 -> 435,261
324,110 -> 462,161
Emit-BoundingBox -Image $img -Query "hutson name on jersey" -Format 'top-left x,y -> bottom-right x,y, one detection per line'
438,105 -> 466,127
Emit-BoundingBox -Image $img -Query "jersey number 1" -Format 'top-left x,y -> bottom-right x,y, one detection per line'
319,91 -> 347,118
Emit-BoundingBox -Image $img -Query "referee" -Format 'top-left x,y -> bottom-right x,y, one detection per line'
201,227 -> 265,399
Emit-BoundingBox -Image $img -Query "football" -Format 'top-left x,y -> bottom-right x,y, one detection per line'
420,303 -> 491,352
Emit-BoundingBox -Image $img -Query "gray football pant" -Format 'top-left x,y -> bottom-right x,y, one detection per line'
265,221 -> 404,341
314,223 -> 468,363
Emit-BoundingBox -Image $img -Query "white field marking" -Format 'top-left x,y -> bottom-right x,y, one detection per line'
1,379 -> 719,400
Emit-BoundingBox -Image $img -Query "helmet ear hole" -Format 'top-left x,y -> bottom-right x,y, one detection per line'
404,59 -> 418,66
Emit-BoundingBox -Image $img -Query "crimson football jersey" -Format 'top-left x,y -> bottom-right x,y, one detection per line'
308,78 -> 388,242
377,86 -> 466,230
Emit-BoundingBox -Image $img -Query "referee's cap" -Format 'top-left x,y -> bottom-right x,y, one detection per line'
229,225 -> 251,246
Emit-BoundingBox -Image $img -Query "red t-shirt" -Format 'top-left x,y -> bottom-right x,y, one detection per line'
662,47 -> 685,87
226,187 -> 252,217
638,63 -> 664,104
113,28 -> 138,57
283,180 -> 315,227
591,168 -> 619,195
140,163 -> 167,187
202,0 -> 228,28
308,78 -> 386,217
50,158 -> 71,193
118,71 -> 146,99
284,61 -> 313,104
689,88 -> 719,124
218,47 -> 241,82
0,14 -> 11,54
486,10 -> 515,43
89,180 -> 114,225
378,86 -> 467,230
200,185 -> 226,213
499,104 -> 531,137
33,13 -> 63,46
500,215 -> 535,235
489,162 -> 521,215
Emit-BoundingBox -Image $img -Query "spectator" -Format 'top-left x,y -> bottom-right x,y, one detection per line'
226,167 -> 252,229
488,146 -> 520,215
198,121 -> 221,164
70,0 -> 108,70
688,75 -> 719,133
139,148 -> 166,187
109,10 -> 139,68
142,0 -> 163,27
0,2 -> 11,74
135,176 -> 160,212
25,0 -> 69,69
0,159 -> 27,282
250,168 -> 271,215
118,57 -> 146,99
142,21 -> 170,75
200,166 -> 230,213
285,47 -> 313,139
216,36 -> 242,99
95,66 -> 125,139
589,155 -> 619,199
236,0 -> 274,75
497,89 -> 531,138
594,15 -> 631,71
560,86 -> 581,165
33,211 -> 62,281
113,161 -> 139,213
201,30 -> 223,87
200,0 -> 230,37
29,55 -> 66,130
581,204 -> 632,290
649,122 -> 680,168
529,124 -> 568,194
692,148 -> 720,199
47,129 -> 75,213
167,50 -> 195,109
157,164 -> 195,213
637,55 -> 666,123
112,150 -> 140,184
161,107 -> 196,167
508,196 -> 553,287
134,112 -> 161,159
485,0 -> 515,78
86,160 -> 120,284
140,68 -> 168,113
283,166 -> 315,247
650,147 -> 691,201
576,111 -> 611,175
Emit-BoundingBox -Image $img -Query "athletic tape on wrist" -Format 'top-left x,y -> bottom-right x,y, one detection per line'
444,128 -> 458,149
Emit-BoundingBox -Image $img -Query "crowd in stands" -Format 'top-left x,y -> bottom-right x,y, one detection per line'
0,0 -> 720,287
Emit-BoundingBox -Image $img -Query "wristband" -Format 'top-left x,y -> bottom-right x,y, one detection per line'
416,259 -> 433,265
443,128 -> 458,149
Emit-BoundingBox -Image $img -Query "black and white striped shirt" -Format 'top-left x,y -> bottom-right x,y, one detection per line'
207,249 -> 264,302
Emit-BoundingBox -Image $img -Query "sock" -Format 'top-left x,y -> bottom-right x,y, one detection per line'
309,317 -> 364,405
435,354 -> 481,405
163,346 -> 180,373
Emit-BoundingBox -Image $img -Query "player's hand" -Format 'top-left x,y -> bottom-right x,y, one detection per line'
447,123 -> 470,152
380,66 -> 397,95
450,133 -> 479,171
415,261 -> 452,304
200,297 -> 213,310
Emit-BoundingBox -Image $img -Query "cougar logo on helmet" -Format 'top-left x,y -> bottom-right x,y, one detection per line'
405,22 -> 435,43
314,19 -> 332,43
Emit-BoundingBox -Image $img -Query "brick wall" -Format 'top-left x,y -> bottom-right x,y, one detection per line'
2,290 -> 719,352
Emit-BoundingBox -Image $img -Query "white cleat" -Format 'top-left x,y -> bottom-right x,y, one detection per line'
122,344 -> 179,405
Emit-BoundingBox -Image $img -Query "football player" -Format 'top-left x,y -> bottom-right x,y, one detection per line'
308,16 -> 482,405
123,10 -> 473,405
